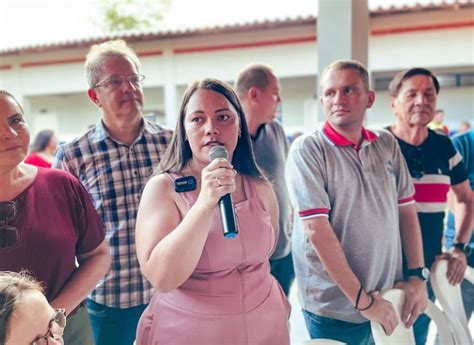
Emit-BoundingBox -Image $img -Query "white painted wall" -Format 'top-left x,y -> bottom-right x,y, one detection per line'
27,93 -> 98,140
280,76 -> 317,132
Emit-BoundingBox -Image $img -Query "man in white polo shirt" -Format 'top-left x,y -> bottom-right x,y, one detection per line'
286,60 -> 428,344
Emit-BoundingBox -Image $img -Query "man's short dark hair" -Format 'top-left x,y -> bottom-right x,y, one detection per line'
320,60 -> 370,91
389,68 -> 440,98
235,64 -> 274,99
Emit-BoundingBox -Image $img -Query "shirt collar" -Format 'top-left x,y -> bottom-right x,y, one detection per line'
142,119 -> 161,135
92,118 -> 154,144
322,121 -> 378,148
92,120 -> 108,143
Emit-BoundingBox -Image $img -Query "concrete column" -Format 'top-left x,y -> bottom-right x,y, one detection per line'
317,0 -> 369,72
162,49 -> 178,129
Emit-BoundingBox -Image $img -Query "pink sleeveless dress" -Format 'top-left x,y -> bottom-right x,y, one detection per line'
136,175 -> 290,345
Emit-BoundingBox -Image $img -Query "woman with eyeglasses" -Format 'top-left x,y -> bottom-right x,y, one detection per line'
0,90 -> 111,345
0,271 -> 66,345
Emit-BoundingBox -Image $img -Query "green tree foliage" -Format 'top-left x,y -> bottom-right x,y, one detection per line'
100,0 -> 171,32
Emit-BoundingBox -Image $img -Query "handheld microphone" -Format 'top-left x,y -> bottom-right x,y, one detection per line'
208,145 -> 239,239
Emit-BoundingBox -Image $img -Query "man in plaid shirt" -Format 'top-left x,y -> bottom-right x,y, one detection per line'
54,39 -> 172,345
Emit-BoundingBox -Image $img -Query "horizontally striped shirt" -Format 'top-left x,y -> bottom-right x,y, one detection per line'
390,128 -> 468,267
53,119 -> 172,308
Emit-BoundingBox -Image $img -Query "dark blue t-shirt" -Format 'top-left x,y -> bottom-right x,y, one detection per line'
445,130 -> 474,265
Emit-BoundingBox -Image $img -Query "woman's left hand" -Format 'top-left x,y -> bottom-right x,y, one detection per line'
197,158 -> 236,208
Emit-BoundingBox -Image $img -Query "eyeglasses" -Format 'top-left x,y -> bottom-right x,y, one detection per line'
32,309 -> 67,345
94,74 -> 145,89
0,201 -> 18,250
405,146 -> 424,179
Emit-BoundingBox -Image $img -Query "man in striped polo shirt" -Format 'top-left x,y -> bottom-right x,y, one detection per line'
388,67 -> 472,345
286,60 -> 428,344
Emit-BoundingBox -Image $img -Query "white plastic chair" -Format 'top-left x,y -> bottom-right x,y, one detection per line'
430,259 -> 474,345
370,288 -> 454,345
300,339 -> 345,345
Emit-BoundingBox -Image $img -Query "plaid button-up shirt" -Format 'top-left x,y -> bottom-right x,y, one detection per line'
53,119 -> 172,308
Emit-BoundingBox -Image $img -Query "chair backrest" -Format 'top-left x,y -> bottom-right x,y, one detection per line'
300,339 -> 346,345
430,259 -> 472,345
370,288 -> 454,345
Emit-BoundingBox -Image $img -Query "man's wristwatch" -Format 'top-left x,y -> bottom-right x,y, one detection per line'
453,242 -> 472,256
407,267 -> 430,281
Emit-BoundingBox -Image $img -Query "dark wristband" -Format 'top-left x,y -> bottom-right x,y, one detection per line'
454,242 -> 472,256
354,285 -> 375,311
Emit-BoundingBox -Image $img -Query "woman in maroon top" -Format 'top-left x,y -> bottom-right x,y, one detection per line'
0,90 -> 111,345
24,129 -> 58,168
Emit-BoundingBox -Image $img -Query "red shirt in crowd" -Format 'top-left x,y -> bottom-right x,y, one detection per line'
24,152 -> 52,168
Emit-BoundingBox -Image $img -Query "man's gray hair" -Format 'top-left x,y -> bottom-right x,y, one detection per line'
235,64 -> 274,99
320,60 -> 370,91
85,39 -> 141,88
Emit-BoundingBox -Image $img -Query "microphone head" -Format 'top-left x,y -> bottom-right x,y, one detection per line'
208,145 -> 228,162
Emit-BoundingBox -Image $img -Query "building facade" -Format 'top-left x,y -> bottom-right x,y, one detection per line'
0,2 -> 472,140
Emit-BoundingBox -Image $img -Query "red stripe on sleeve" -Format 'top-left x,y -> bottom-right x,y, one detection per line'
398,196 -> 415,204
298,208 -> 329,217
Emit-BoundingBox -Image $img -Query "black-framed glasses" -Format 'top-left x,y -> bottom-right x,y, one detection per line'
405,146 -> 424,179
0,201 -> 18,250
94,74 -> 145,89
31,309 -> 67,345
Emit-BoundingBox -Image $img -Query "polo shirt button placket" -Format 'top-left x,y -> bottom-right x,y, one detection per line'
359,147 -> 371,172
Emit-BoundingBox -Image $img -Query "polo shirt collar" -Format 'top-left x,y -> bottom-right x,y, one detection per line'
322,121 -> 378,148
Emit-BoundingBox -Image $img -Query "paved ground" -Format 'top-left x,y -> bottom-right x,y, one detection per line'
288,283 -> 309,344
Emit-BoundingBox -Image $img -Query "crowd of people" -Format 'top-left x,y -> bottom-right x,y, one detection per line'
0,39 -> 472,345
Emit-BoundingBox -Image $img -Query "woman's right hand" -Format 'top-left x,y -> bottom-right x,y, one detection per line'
197,158 -> 236,208
360,291 -> 399,336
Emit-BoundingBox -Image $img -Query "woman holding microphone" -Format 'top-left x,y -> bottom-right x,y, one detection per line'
135,79 -> 290,344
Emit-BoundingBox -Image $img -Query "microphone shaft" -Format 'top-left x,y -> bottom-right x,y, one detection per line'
219,193 -> 238,238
